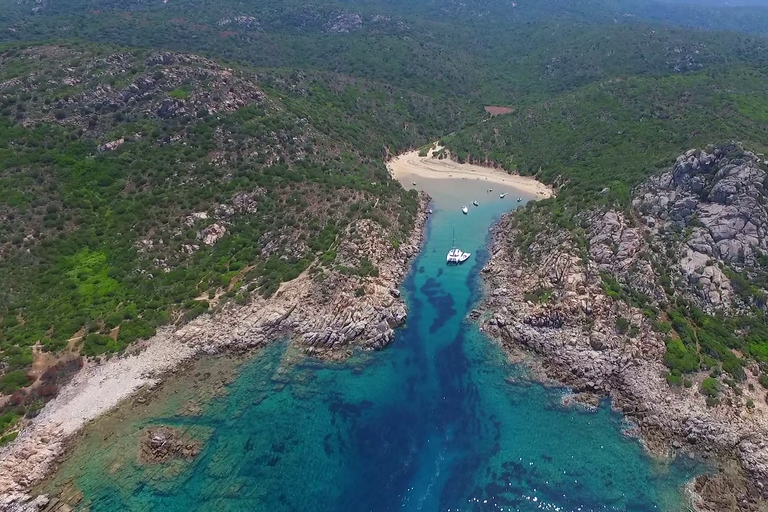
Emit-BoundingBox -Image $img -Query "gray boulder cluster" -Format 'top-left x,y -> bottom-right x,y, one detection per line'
635,144 -> 768,310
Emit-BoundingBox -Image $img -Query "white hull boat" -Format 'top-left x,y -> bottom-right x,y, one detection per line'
446,228 -> 471,264
461,206 -> 468,214
499,193 -> 507,199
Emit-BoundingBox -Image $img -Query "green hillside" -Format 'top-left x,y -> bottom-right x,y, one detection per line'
0,43 -> 467,403
442,66 -> 768,206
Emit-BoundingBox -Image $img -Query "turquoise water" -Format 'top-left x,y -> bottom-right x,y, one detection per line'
55,183 -> 700,511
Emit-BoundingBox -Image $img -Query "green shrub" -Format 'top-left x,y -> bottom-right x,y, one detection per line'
524,287 -> 552,304
168,87 -> 190,99
666,371 -> 683,387
0,430 -> 18,447
0,371 -> 31,393
40,336 -> 68,353
700,377 -> 720,398
663,337 -> 699,373
81,333 -> 114,357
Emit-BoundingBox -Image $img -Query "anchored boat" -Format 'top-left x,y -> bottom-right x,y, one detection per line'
473,200 -> 479,206
461,205 -> 469,214
499,193 -> 507,199
446,227 -> 471,264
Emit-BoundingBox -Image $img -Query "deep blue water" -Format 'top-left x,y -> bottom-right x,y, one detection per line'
49,185 -> 700,511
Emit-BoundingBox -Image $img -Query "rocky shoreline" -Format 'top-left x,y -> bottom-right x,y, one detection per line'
0,194 -> 430,511
477,146 -> 768,511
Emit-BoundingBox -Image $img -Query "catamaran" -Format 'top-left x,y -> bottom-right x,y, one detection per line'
446,227 -> 471,264
461,205 -> 469,214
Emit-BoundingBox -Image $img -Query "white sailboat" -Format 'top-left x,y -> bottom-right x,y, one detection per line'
461,205 -> 469,214
446,228 -> 471,264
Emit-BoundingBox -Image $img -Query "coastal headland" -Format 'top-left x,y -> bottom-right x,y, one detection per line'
0,191 -> 430,510
478,145 -> 768,510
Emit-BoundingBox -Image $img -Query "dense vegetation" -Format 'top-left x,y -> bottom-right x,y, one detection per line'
2,0 -> 768,104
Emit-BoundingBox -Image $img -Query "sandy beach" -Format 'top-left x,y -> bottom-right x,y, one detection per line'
388,146 -> 553,198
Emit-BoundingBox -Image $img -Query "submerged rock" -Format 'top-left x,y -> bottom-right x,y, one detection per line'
139,426 -> 202,464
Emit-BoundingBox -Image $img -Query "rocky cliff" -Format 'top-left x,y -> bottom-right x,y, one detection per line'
481,144 -> 768,511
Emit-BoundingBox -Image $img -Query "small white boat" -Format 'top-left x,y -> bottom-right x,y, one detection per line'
412,182 -> 417,185
427,209 -> 433,215
473,200 -> 479,206
499,193 -> 507,199
461,206 -> 468,214
517,197 -> 522,202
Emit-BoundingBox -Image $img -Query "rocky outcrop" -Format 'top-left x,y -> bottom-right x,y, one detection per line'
634,144 -> 768,311
198,223 -> 227,246
5,47 -> 266,136
327,13 -> 363,33
480,145 -> 768,510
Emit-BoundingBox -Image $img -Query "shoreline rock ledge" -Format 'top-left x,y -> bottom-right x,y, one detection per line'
479,144 -> 768,511
0,195 -> 430,511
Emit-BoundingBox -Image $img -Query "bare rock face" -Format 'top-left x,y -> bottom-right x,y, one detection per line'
327,13 -> 363,33
634,144 -> 768,311
297,203 -> 426,356
588,210 -> 664,303
97,138 -> 125,152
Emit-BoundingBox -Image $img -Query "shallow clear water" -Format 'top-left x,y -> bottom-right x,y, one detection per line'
47,183 -> 700,511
